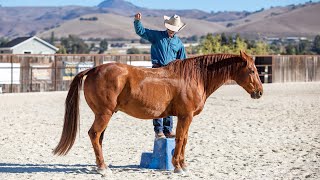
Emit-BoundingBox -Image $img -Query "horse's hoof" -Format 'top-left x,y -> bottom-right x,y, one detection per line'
174,168 -> 184,174
97,167 -> 112,176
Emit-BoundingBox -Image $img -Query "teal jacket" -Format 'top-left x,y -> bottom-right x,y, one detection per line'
134,20 -> 187,66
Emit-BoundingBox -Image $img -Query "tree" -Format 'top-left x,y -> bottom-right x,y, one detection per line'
50,32 -> 55,45
127,47 -> 140,54
269,42 -> 281,55
199,33 -> 221,54
60,35 -> 89,54
195,33 -> 273,55
245,39 -> 255,49
220,45 -> 233,53
233,35 -> 248,53
186,45 -> 199,55
312,35 -> 320,54
285,43 -> 296,55
56,45 -> 67,54
228,36 -> 233,46
297,40 -> 311,55
221,33 -> 228,45
188,35 -> 198,42
226,23 -> 234,28
89,43 -> 95,52
99,39 -> 108,54
251,41 -> 269,55
0,37 -> 9,47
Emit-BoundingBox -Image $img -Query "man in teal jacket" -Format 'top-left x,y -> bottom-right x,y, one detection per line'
134,12 -> 187,139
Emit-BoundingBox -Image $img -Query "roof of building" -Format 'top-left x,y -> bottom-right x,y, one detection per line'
0,36 -> 58,51
1,37 -> 32,48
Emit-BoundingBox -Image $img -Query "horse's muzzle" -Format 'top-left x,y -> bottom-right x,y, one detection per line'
251,91 -> 263,99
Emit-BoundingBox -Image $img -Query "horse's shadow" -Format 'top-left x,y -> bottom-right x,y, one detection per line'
0,163 -> 140,174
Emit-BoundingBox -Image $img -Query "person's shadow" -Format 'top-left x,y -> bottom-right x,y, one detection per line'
0,163 -> 141,174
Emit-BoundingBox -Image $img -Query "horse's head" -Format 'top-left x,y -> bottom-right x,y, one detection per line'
234,50 -> 263,99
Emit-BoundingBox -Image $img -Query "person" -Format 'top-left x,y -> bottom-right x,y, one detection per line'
133,12 -> 187,139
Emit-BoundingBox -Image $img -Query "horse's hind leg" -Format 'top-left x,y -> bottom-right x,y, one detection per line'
88,113 -> 112,173
99,129 -> 106,147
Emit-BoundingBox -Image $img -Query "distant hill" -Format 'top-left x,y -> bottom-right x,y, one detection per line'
98,0 -> 141,11
0,6 -> 105,37
223,3 -> 320,38
0,0 -> 319,39
39,13 -> 226,39
96,0 -> 249,22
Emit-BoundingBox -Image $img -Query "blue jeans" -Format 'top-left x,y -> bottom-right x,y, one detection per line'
152,63 -> 173,134
153,116 -> 173,134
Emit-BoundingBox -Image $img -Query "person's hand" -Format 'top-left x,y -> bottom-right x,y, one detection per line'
134,13 -> 141,21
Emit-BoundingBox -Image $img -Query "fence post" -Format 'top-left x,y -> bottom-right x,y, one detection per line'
10,56 -> 13,93
94,55 -> 101,66
30,66 -> 33,92
54,55 -> 57,91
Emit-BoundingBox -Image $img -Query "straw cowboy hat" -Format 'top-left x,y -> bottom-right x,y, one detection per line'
163,15 -> 186,32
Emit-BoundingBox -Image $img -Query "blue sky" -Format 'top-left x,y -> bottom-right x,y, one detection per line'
0,0 -> 318,12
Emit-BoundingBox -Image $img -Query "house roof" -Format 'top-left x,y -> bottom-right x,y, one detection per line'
1,37 -> 32,48
0,36 -> 58,51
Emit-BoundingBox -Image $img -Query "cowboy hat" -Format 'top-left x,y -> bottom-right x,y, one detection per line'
163,15 -> 186,32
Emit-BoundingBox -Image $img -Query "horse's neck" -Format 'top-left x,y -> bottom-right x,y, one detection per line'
203,59 -> 238,98
204,74 -> 231,98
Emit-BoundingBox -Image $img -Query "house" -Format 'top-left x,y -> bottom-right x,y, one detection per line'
0,36 -> 58,54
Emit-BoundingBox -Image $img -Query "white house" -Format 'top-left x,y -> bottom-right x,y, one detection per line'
0,36 -> 58,54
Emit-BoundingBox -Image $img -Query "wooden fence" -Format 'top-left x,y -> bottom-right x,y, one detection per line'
272,55 -> 320,82
0,54 -> 151,93
0,54 -> 319,93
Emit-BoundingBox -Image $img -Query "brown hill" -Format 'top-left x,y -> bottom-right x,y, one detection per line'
39,13 -> 226,39
0,6 -> 105,37
0,1 -> 319,39
223,3 -> 320,38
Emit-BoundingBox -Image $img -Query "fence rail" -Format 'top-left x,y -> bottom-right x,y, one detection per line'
0,54 -> 151,93
0,54 -> 319,93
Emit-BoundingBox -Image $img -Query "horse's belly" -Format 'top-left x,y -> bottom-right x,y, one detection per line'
118,101 -> 168,120
119,108 -> 164,119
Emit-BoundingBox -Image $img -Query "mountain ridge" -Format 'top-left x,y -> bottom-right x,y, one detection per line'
0,0 -> 319,39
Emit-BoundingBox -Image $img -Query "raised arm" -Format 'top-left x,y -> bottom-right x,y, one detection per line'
133,12 -> 157,43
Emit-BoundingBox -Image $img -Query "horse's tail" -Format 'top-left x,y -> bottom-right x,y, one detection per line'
53,68 -> 92,156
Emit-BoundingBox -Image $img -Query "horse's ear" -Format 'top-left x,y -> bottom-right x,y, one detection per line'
240,50 -> 253,65
240,50 -> 249,60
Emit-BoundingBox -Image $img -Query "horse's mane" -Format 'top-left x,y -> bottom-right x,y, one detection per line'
165,54 -> 246,90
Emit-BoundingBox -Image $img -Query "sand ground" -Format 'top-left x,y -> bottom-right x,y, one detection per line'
0,82 -> 319,179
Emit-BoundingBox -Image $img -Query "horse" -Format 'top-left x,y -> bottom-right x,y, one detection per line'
53,50 -> 263,175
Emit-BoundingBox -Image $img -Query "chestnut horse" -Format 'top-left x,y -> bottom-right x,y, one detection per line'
53,50 -> 263,174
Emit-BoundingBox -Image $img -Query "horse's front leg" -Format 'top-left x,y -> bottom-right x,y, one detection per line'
180,130 -> 189,171
172,115 -> 192,173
